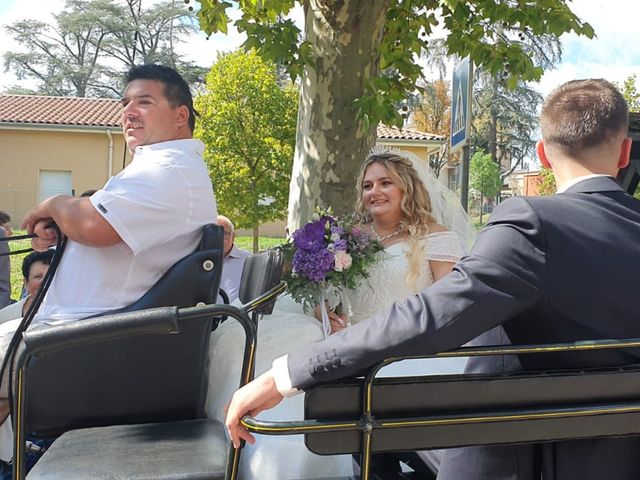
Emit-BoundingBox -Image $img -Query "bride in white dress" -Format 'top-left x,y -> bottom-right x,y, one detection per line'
206,150 -> 476,479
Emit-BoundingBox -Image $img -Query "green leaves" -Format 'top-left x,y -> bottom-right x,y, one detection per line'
196,0 -> 594,130
194,50 -> 298,230
470,149 -> 502,199
196,0 -> 305,82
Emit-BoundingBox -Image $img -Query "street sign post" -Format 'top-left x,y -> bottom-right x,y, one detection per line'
450,57 -> 473,211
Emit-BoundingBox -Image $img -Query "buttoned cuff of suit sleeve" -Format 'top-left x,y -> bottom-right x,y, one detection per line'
272,355 -> 301,397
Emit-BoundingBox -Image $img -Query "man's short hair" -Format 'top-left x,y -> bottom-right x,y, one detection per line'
125,64 -> 197,132
0,211 -> 11,225
22,249 -> 55,280
541,79 -> 628,155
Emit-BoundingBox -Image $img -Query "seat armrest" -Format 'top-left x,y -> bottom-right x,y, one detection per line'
22,306 -> 179,357
242,281 -> 287,316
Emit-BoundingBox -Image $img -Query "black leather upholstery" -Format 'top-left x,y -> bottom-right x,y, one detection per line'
303,364 -> 640,455
112,223 -> 224,314
22,239 -> 286,480
23,224 -> 224,436
238,249 -> 283,315
26,419 -> 228,480
23,307 -> 179,356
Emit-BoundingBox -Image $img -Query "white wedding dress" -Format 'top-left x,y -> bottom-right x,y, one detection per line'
206,231 -> 468,479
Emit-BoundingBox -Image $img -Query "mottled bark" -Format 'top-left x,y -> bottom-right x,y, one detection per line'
287,0 -> 390,231
253,225 -> 259,253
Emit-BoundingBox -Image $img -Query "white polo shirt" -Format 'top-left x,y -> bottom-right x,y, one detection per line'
36,139 -> 217,324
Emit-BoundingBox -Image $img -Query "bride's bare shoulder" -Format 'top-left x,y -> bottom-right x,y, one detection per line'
427,222 -> 448,234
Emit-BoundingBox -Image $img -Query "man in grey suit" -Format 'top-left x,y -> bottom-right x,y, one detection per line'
226,79 -> 640,479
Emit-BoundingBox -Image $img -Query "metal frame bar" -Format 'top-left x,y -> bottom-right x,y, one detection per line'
242,337 -> 640,480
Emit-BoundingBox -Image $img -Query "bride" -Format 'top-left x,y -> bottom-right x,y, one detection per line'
206,149 -> 476,479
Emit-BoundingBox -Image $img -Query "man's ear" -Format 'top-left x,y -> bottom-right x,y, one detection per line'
175,105 -> 189,128
536,141 -> 552,169
618,137 -> 632,169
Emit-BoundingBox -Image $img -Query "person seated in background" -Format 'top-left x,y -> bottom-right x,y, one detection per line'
0,212 -> 12,309
217,215 -> 251,304
0,250 -> 55,324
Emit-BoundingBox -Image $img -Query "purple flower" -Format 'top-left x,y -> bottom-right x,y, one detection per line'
330,225 -> 344,236
293,219 -> 327,251
333,238 -> 347,251
293,248 -> 335,282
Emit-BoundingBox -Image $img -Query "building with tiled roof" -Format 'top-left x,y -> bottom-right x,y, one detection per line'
0,94 -> 131,222
376,124 -> 445,143
375,123 -> 455,190
0,94 -> 121,128
0,94 -> 449,224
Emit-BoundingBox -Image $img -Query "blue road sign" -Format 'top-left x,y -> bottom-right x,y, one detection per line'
451,57 -> 473,152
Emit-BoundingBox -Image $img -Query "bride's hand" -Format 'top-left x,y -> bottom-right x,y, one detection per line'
328,312 -> 347,334
313,305 -> 347,334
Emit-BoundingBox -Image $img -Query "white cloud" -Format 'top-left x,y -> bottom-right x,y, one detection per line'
0,0 -> 66,91
537,0 -> 640,95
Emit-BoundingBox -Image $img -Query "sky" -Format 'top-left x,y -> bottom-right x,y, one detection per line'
0,0 -> 638,97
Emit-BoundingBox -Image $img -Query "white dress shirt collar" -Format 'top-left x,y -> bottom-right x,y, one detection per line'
556,174 -> 614,193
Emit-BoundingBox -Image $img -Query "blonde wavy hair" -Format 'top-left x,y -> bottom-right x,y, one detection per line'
355,153 -> 437,290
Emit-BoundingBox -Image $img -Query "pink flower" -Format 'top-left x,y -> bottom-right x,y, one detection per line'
334,251 -> 352,272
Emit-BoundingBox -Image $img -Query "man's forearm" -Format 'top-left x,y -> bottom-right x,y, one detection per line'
23,195 -> 121,247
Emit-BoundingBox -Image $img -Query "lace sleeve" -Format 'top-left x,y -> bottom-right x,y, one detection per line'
424,231 -> 464,262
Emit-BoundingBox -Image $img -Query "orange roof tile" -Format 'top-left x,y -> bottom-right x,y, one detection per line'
0,94 -> 121,127
376,124 -> 444,142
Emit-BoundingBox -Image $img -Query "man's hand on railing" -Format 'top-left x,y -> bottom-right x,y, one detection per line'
30,219 -> 58,251
225,370 -> 284,448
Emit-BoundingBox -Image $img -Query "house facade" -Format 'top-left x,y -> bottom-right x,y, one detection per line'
0,94 -> 447,237
0,95 -> 131,222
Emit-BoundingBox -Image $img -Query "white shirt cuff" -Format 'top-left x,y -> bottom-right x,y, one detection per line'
272,354 -> 301,397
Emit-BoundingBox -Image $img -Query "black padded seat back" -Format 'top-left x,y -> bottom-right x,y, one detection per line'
238,250 -> 283,315
24,224 -> 224,436
116,223 -> 224,313
304,364 -> 640,455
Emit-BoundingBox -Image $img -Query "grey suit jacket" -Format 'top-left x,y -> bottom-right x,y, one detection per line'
0,228 -> 10,308
287,176 -> 640,479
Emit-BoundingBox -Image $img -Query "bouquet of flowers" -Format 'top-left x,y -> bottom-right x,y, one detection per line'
280,210 -> 384,336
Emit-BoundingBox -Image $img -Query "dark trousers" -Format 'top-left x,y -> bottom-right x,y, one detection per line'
353,452 -> 438,479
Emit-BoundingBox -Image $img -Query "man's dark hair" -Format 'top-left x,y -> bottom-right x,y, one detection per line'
0,211 -> 11,224
541,79 -> 629,156
125,64 -> 197,132
22,249 -> 55,280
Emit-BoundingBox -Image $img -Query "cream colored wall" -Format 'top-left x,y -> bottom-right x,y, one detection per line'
0,128 -> 131,221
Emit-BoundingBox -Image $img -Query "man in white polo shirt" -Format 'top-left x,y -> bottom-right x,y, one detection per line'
22,64 -> 217,323
217,215 -> 251,304
0,64 -> 217,465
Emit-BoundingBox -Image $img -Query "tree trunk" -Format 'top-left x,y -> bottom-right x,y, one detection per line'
287,0 -> 390,232
488,78 -> 498,166
252,225 -> 259,253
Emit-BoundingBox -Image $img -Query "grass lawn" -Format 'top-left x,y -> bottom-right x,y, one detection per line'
6,231 -> 286,301
235,236 -> 286,253
7,232 -> 31,300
